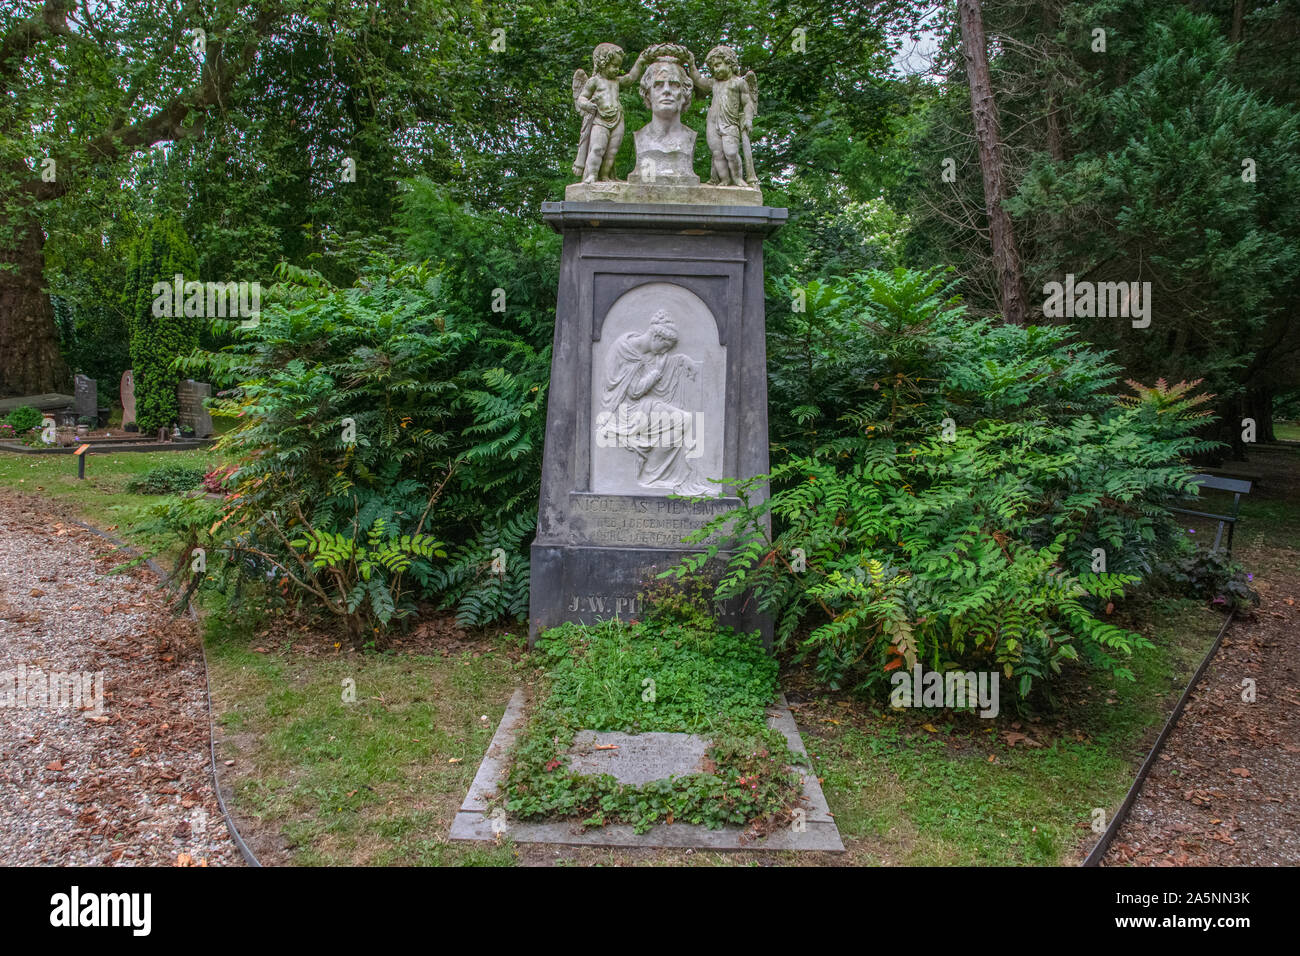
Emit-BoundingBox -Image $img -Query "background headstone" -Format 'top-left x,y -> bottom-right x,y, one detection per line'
176,379 -> 214,438
74,374 -> 97,422
120,370 -> 136,429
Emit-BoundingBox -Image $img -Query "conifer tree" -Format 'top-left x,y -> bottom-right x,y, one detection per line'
124,217 -> 199,433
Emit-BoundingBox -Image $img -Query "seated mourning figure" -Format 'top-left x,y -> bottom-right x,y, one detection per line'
596,309 -> 713,496
626,55 -> 700,186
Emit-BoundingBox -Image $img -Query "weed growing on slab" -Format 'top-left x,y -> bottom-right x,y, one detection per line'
501,615 -> 805,834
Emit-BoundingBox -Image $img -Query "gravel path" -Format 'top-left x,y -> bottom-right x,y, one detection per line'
0,494 -> 239,866
1103,444 -> 1300,866
1102,594 -> 1300,865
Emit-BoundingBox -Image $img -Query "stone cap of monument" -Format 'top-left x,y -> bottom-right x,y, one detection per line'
564,181 -> 763,206
542,200 -> 787,235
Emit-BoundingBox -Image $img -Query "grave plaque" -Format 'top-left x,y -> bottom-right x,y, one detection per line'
120,370 -> 137,429
530,41 -> 785,644
176,380 -> 214,438
74,374 -> 97,422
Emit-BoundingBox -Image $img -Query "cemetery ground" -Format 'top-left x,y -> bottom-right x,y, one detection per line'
0,441 -> 1296,866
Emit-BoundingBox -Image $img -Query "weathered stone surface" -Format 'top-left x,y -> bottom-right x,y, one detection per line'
628,56 -> 699,185
73,375 -> 96,422
529,201 -> 784,644
530,543 -> 770,641
120,370 -> 137,429
564,180 -> 762,206
687,46 -> 759,189
567,41 -> 764,197
568,731 -> 712,785
592,282 -> 723,497
176,379 -> 213,438
570,44 -> 653,183
0,393 -> 73,415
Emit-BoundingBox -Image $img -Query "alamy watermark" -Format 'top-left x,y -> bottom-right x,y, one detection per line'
1042,274 -> 1152,328
890,664 -> 999,718
595,407 -> 706,458
50,886 -> 150,936
151,273 -> 261,327
0,664 -> 105,717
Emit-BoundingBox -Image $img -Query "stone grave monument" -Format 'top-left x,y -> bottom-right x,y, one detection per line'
73,374 -> 97,423
176,379 -> 214,438
529,42 -> 785,643
120,370 -> 137,430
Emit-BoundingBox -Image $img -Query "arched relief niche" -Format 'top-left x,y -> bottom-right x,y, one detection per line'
590,281 -> 726,496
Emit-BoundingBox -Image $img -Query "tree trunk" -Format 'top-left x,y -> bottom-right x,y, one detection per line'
1247,386 -> 1275,443
1042,4 -> 1065,162
958,0 -> 1029,326
0,3 -> 283,398
0,209 -> 68,396
1231,0 -> 1245,44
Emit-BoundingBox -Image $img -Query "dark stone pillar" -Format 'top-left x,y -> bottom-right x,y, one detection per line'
529,201 -> 786,645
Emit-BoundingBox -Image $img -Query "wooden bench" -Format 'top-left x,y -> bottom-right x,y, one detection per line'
1169,474 -> 1252,555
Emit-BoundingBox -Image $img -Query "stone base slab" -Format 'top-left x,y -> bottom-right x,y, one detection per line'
448,691 -> 844,852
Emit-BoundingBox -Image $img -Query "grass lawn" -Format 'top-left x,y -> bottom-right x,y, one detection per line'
1273,420 -> 1300,442
2,441 -> 1290,866
0,445 -> 221,537
801,597 -> 1222,865
204,608 -> 525,866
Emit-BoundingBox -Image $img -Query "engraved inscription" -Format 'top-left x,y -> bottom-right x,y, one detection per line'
563,592 -> 737,623
571,493 -> 737,547
567,594 -> 644,618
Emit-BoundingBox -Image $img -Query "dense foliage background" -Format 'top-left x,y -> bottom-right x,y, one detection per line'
6,0 -> 1293,703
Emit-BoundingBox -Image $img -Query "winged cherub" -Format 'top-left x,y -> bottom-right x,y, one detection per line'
684,45 -> 758,187
571,43 -> 651,183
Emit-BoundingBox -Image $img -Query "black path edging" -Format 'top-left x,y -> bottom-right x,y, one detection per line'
1081,609 -> 1237,867
69,520 -> 262,868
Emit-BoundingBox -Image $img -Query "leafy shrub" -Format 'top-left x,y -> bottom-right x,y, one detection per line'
137,181 -> 558,636
125,465 -> 207,495
202,465 -> 237,495
4,405 -> 43,433
668,268 -> 1219,704
158,255 -> 547,643
1152,544 -> 1260,613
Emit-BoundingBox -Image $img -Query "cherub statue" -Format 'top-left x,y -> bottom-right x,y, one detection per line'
684,45 -> 758,187
571,43 -> 651,183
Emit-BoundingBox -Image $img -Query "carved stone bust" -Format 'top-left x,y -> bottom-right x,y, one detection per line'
626,58 -> 700,186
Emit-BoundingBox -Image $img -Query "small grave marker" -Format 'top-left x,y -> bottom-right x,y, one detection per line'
120,370 -> 137,431
176,379 -> 214,438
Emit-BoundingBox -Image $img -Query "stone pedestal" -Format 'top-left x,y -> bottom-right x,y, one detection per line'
529,201 -> 786,644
